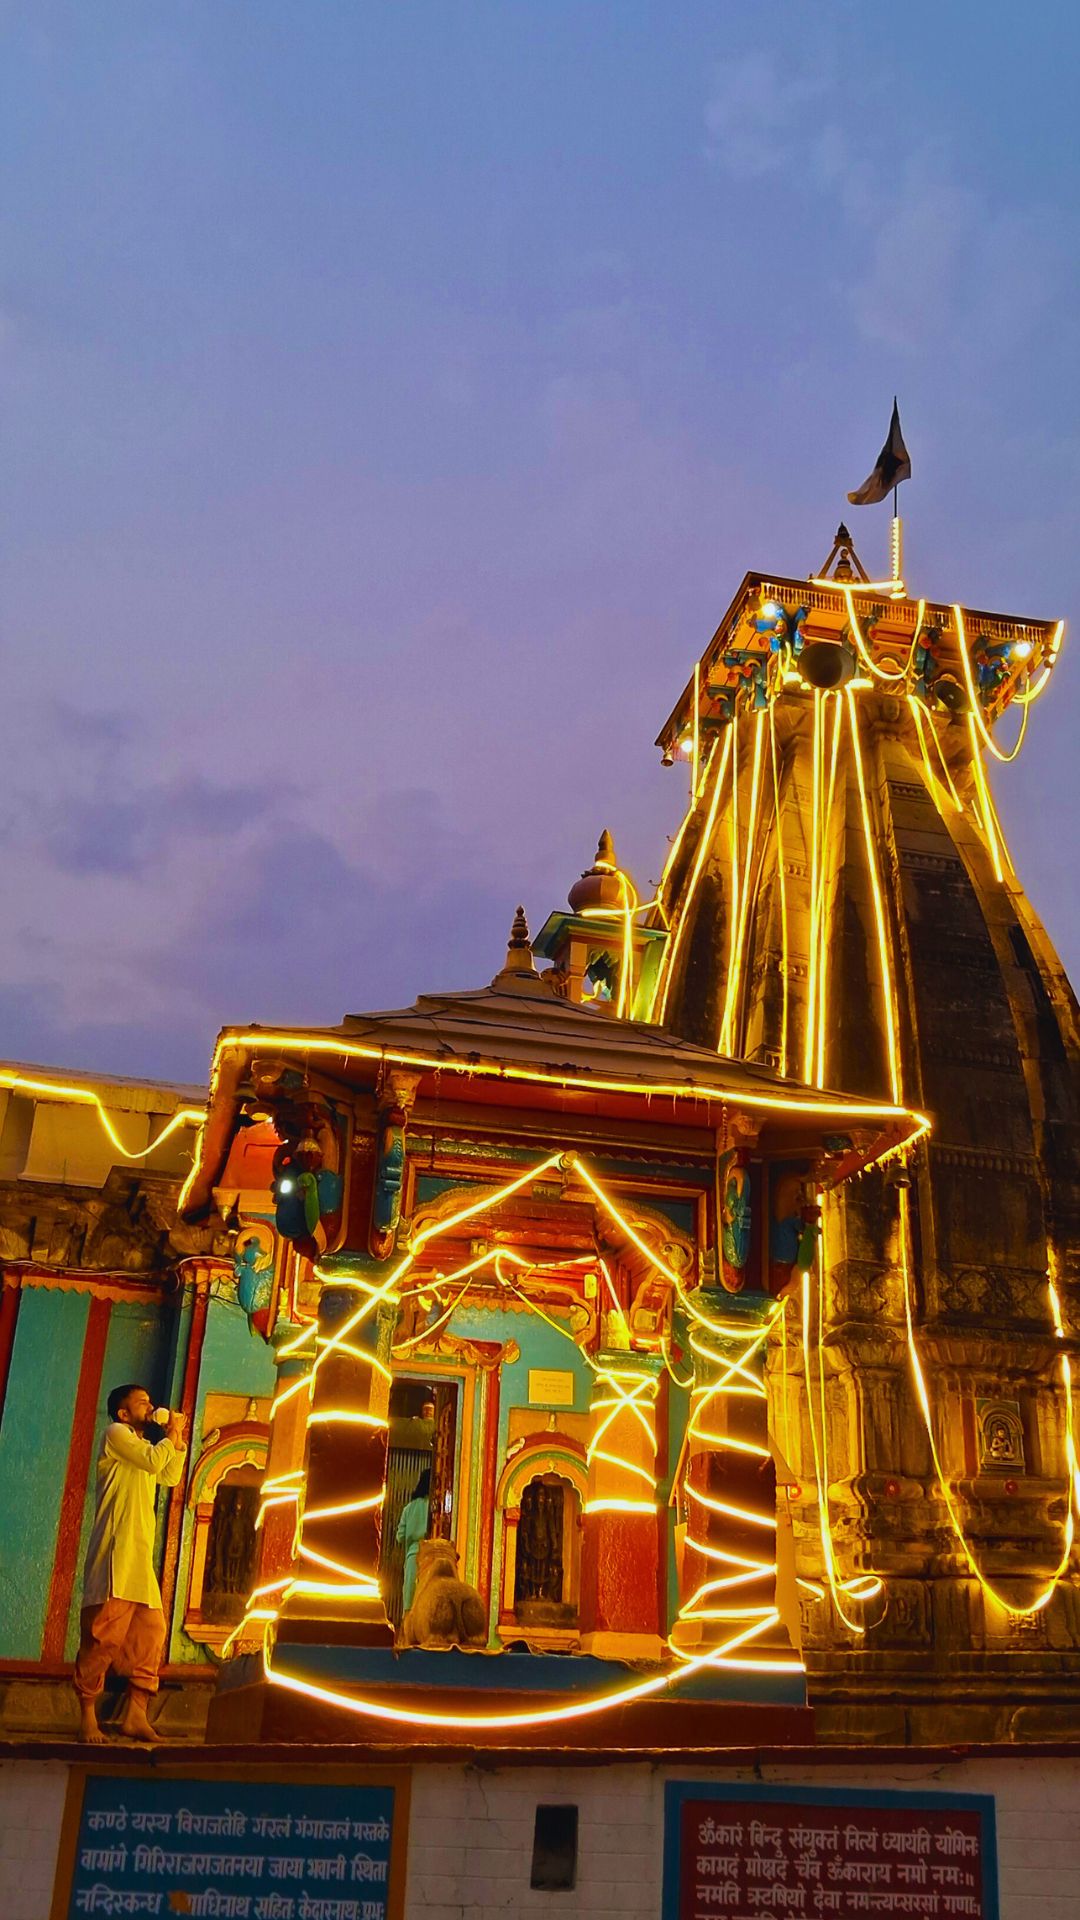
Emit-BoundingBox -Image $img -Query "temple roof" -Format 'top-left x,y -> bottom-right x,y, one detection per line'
206,956 -> 924,1159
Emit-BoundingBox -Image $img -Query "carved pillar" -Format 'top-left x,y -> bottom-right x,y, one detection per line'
579,1348 -> 663,1659
277,1252 -> 398,1646
673,1288 -> 797,1662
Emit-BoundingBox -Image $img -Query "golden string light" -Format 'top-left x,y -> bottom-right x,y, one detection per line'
767,704 -> 790,1077
652,729 -> 733,1025
585,1364 -> 659,1516
954,605 -> 1031,765
899,1191 -> 1076,1613
718,710 -> 766,1056
671,1304 -> 791,1658
0,1067 -> 204,1161
799,1262 -> 883,1633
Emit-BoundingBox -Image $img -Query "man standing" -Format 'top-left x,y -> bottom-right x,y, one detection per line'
73,1383 -> 187,1743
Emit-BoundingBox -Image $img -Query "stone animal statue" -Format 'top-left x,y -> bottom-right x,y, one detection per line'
399,1538 -> 487,1649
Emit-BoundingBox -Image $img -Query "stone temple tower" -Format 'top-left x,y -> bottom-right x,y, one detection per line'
647,528 -> 1080,1740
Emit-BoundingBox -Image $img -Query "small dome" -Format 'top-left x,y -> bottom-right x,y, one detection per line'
568,830 -> 626,913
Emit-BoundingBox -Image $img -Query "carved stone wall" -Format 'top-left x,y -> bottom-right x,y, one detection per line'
661,689 -> 1080,1737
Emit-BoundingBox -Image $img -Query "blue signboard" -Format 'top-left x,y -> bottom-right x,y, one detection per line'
58,1771 -> 405,1920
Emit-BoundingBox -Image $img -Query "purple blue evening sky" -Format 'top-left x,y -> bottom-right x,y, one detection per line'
2,2 -> 1078,1086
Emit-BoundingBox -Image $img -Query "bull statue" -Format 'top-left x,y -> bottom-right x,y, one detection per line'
399,1538 -> 487,1650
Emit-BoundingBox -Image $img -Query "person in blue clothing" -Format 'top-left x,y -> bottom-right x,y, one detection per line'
396,1468 -> 432,1615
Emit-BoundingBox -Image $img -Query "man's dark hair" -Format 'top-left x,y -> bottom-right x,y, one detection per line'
107,1382 -> 148,1422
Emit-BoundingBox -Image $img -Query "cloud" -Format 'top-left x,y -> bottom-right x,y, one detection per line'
704,51 -> 829,181
703,50 -> 1072,367
41,774 -> 283,876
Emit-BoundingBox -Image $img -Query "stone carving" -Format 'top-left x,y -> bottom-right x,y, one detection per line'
976,1398 -> 1025,1473
399,1539 -> 487,1649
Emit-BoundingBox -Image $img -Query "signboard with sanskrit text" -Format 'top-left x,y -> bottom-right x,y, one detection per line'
52,1770 -> 409,1920
663,1782 -> 998,1920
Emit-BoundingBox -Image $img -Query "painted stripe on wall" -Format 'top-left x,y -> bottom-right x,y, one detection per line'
42,1297 -> 112,1660
0,1287 -> 89,1659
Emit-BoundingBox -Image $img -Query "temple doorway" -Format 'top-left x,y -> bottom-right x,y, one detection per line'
380,1376 -> 459,1626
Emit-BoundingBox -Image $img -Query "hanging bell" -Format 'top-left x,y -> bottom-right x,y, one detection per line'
798,632 -> 857,690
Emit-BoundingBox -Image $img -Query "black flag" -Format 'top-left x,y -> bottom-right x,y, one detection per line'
847,399 -> 911,506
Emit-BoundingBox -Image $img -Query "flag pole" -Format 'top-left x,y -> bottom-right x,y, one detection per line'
890,482 -> 903,588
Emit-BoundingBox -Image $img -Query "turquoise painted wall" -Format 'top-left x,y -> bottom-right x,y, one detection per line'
0,1287 -> 89,1659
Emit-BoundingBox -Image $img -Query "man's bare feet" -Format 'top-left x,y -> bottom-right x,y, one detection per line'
119,1688 -> 163,1743
78,1700 -> 106,1745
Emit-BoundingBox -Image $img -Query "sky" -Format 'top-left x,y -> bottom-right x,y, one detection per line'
2,1 -> 1078,1087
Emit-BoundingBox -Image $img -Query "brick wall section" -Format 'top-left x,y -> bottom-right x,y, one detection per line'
3,1753 -> 1079,1920
0,1761 -> 69,1920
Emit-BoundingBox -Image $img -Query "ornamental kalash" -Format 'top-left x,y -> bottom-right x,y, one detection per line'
168,524 -> 1078,1751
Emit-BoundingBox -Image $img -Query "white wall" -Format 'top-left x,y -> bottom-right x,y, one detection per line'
4,1751 -> 1077,1920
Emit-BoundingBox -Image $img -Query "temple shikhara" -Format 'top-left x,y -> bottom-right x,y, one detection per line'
2,520 -> 1078,1919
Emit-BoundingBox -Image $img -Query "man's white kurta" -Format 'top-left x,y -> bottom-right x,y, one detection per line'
82,1423 -> 187,1609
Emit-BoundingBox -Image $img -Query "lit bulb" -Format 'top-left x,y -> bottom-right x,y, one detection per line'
679,734 -> 694,756
279,1178 -> 295,1194
1012,639 -> 1033,661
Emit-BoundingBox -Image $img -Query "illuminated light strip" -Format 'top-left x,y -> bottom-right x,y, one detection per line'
393,1278 -> 473,1353
841,588 -> 924,684
691,1431 -> 770,1461
954,604 -> 1031,765
307,1408 -> 387,1430
284,1151 -> 574,1625
584,1498 -> 657,1516
588,1452 -> 656,1489
193,1022 -> 925,1134
656,735 -> 719,913
579,868 -> 649,1018
982,784 -> 1016,880
1011,620 -> 1064,704
301,1494 -> 384,1522
1048,1264 -> 1080,1514
814,1243 -> 882,1620
654,729 -> 733,1026
814,696 -> 843,1087
591,1374 -> 659,1451
255,1490 -> 301,1529
768,704 -> 790,1076
262,1614 -> 804,1730
809,577 -> 906,596
723,715 -> 741,1050
672,1308 -> 790,1653
803,693 -> 824,1083
800,1266 -> 879,1634
296,1543 -> 382,1590
692,658 -> 701,796
687,1492 -> 776,1532
966,714 -> 1005,884
899,1191 -> 1075,1612
270,1371 -> 314,1419
847,690 -> 901,1104
719,711 -> 766,1055
0,1069 -> 204,1162
909,695 -> 964,818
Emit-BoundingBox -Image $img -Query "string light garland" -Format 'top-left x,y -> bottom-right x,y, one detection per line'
0,1067 -> 204,1162
899,1191 -> 1076,1613
767,704 -> 791,1077
651,729 -> 733,1026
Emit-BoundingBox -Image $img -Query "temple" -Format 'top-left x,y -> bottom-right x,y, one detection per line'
3,522 -> 1079,1918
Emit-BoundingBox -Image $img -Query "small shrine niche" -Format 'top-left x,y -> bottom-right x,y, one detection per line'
513,1473 -> 581,1631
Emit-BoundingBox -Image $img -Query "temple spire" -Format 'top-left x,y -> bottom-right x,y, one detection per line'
490,904 -> 542,988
